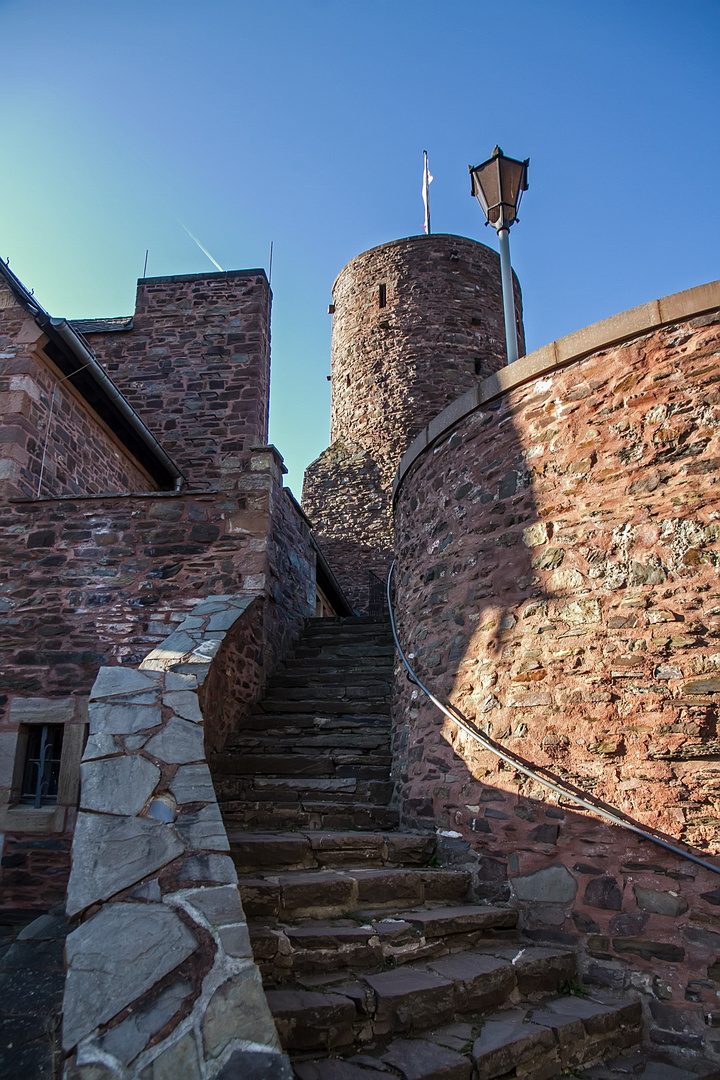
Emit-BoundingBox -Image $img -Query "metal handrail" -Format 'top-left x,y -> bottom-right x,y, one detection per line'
386,559 -> 720,877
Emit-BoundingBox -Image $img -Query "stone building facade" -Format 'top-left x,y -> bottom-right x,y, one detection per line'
3,225 -> 720,1073
303,233 -> 523,613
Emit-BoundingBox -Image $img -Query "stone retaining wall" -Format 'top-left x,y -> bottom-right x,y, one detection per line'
62,597 -> 292,1080
392,282 -> 720,1055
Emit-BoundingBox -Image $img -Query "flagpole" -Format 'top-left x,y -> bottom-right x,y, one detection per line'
422,151 -> 433,236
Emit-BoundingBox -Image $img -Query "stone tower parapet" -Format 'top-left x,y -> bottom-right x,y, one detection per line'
304,233 -> 523,612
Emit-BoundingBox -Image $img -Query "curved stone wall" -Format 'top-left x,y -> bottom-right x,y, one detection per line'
392,280 -> 720,1051
62,597 -> 292,1080
330,233 -> 523,480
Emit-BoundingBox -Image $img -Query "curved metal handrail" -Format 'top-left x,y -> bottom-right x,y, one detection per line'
386,559 -> 720,877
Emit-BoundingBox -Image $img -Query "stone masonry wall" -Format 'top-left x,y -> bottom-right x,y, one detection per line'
0,449 -> 317,915
0,288 -> 153,500
61,600 -> 292,1080
82,270 -> 271,488
303,234 -> 523,612
393,301 -> 720,1056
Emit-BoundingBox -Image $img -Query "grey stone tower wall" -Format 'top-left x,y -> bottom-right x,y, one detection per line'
303,233 -> 524,613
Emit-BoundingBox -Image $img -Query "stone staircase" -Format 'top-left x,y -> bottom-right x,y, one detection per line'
216,617 -> 720,1080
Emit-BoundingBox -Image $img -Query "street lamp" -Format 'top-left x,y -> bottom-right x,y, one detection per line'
469,146 -> 529,364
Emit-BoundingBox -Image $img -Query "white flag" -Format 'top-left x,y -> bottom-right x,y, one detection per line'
422,150 -> 433,235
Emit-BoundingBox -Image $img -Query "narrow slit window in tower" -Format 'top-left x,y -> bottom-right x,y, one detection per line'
474,358 -> 483,377
378,283 -> 387,308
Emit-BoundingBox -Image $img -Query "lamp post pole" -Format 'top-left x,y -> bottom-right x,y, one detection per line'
468,146 -> 529,366
497,227 -> 518,364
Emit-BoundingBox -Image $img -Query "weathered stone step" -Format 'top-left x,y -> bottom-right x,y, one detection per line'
234,712 -> 392,733
268,672 -> 392,689
259,698 -> 390,715
275,661 -> 393,679
223,732 -> 391,752
221,801 -> 401,833
265,947 -> 579,1053
213,754 -> 391,780
238,869 -> 473,919
261,684 -> 391,703
216,776 -> 395,805
289,995 -> 643,1077
292,644 -> 395,659
251,908 -> 523,982
584,1051 -> 720,1079
229,831 -> 435,872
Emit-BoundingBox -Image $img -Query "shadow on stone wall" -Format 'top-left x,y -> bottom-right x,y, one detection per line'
391,308 -> 720,1054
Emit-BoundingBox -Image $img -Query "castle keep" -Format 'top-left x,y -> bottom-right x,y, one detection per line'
2,235 -> 720,1080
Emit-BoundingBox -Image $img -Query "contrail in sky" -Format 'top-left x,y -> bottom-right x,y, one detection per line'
174,216 -> 224,272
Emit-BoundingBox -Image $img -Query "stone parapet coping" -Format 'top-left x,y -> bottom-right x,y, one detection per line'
392,277 -> 720,502
62,594 -> 292,1080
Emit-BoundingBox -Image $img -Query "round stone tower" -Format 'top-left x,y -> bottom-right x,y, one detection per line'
303,232 -> 524,613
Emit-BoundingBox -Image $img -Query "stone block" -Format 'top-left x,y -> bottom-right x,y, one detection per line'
364,969 -> 455,1034
511,865 -> 577,903
584,877 -> 622,911
82,733 -> 121,761
178,854 -> 237,884
139,1031 -> 202,1080
634,885 -> 688,917
144,717 -> 205,764
66,813 -> 184,916
382,1037 -> 472,1080
429,952 -> 515,1012
216,1050 -> 293,1080
80,755 -> 160,816
472,1015 -> 557,1080
63,903 -> 197,1049
99,979 -> 192,1066
265,988 -> 355,1051
180,884 -> 244,927
162,692 -> 203,723
9,696 -> 76,723
89,702 -> 162,735
175,802 -> 229,851
169,763 -> 216,804
218,923 -> 252,957
202,967 -> 280,1058
90,668 -> 161,700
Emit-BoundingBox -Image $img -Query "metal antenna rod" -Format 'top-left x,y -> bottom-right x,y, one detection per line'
143,249 -> 149,277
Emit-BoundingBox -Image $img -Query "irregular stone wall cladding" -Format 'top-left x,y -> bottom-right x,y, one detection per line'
304,234 -> 523,612
0,297 -> 153,499
302,439 -> 392,613
393,308 -> 720,1040
84,270 -> 271,487
329,234 -> 524,477
62,601 -> 292,1080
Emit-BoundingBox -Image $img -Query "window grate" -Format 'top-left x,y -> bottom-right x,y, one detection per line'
20,724 -> 64,807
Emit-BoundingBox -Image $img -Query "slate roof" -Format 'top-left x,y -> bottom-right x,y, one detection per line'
70,317 -> 134,333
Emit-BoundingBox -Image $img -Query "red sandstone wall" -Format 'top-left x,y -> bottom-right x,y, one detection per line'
393,307 -> 720,1043
0,296 -> 153,499
84,270 -> 271,487
304,234 -> 523,612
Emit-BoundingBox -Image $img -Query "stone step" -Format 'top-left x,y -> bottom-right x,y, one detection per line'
223,733 -> 391,753
238,869 -> 474,920
288,996 -> 645,1078
259,698 -> 391,715
251,908 -> 523,982
213,753 -> 392,779
584,1051 -> 720,1079
216,777 -> 395,805
233,713 -> 392,733
229,831 -> 436,873
265,948 -> 581,1054
268,672 -> 393,690
260,684 -> 391,703
221,801 -> 401,832
292,644 -> 395,659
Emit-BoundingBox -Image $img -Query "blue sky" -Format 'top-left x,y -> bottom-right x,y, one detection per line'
1,0 -> 718,495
